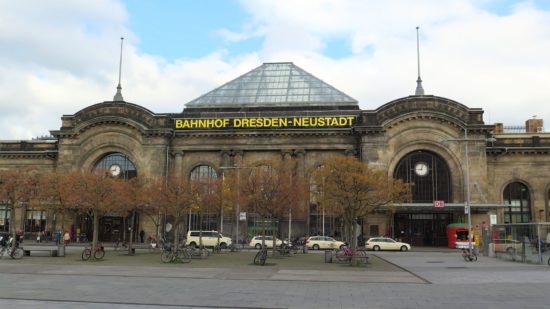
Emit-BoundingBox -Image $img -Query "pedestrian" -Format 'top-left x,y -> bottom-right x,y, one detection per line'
55,231 -> 61,245
139,230 -> 145,243
63,231 -> 70,245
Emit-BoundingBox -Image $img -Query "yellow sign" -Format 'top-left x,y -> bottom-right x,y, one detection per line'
174,116 -> 356,129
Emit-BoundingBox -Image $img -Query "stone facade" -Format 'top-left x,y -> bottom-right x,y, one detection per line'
1,69 -> 549,246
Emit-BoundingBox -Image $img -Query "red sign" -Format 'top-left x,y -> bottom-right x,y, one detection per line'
434,200 -> 445,208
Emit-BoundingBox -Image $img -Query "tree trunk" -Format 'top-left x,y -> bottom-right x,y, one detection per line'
350,219 -> 358,266
127,211 -> 135,255
92,209 -> 99,259
10,204 -> 17,250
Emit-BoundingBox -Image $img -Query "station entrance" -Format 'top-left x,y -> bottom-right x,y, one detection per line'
394,213 -> 454,247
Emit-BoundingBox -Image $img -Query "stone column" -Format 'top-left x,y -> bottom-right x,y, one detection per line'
172,151 -> 184,178
233,150 -> 244,167
294,149 -> 306,177
221,151 -> 231,168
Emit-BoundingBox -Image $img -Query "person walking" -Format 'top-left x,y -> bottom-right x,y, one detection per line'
139,230 -> 145,243
63,231 -> 70,245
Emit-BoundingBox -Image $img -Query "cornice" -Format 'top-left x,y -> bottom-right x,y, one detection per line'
174,128 -> 355,138
0,151 -> 58,159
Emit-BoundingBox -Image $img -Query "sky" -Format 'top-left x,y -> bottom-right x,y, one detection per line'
1,0 -> 549,140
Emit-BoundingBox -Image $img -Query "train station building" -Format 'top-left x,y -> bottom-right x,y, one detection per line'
1,62 -> 549,246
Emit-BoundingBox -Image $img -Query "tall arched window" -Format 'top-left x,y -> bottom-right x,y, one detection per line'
394,150 -> 452,203
503,182 -> 531,223
94,153 -> 137,179
189,165 -> 218,230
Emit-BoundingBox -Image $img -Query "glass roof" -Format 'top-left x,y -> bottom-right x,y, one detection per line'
185,62 -> 357,108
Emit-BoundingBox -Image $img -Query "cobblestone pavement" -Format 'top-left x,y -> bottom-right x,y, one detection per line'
1,247 -> 549,309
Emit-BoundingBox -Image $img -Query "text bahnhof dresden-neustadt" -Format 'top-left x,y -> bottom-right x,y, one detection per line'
174,116 -> 356,129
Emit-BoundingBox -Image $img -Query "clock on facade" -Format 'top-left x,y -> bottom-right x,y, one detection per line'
109,164 -> 122,177
414,162 -> 429,176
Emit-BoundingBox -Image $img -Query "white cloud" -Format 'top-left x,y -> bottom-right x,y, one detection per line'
1,0 -> 549,140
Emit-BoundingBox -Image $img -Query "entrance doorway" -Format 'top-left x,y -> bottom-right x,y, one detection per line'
394,213 -> 453,246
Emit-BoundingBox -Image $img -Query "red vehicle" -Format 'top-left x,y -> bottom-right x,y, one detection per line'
447,223 -> 470,249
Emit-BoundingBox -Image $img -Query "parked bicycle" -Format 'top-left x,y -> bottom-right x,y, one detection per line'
461,247 -> 478,262
82,243 -> 105,260
335,246 -> 367,263
0,235 -> 24,259
254,246 -> 268,265
160,243 -> 191,263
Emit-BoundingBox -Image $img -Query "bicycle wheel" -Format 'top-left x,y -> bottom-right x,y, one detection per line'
254,251 -> 265,265
10,248 -> 24,259
161,251 -> 173,263
547,257 -> 550,266
81,248 -> 92,261
335,250 -> 349,262
177,250 -> 191,263
471,254 -> 478,262
94,248 -> 105,260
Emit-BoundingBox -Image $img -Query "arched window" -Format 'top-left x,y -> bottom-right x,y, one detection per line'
190,165 -> 217,181
189,165 -> 218,230
503,182 -> 531,223
94,153 -> 137,179
394,150 -> 452,203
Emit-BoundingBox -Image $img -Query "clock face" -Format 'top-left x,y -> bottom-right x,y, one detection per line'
414,162 -> 429,176
109,164 -> 122,177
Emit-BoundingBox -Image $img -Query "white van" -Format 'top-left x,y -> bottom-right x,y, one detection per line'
185,231 -> 232,248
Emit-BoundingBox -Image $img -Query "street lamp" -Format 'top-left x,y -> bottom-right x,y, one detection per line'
444,128 -> 496,253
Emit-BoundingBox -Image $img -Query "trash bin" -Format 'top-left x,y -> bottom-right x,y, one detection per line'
324,250 -> 332,263
57,244 -> 65,257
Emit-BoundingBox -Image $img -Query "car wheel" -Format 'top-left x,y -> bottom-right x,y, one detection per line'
189,242 -> 197,248
373,245 -> 380,251
220,243 -> 227,249
400,245 -> 408,252
255,243 -> 262,249
339,245 -> 345,250
312,244 -> 320,250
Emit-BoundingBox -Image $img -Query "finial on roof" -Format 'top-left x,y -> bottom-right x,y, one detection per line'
113,37 -> 124,102
414,26 -> 425,96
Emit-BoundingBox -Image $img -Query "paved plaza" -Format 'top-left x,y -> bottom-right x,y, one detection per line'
1,245 -> 549,308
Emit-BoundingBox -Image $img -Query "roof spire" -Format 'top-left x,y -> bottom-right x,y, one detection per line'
113,37 -> 124,102
415,26 -> 425,96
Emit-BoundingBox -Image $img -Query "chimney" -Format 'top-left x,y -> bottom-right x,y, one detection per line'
525,117 -> 543,133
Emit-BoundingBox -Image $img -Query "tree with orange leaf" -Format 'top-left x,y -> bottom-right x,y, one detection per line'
311,156 -> 410,265
156,175 -> 193,250
69,171 -> 119,258
111,176 -> 150,255
239,160 -> 307,253
0,169 -> 39,249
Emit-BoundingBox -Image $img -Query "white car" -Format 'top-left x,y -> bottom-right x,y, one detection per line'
306,236 -> 346,250
249,236 -> 285,249
366,237 -> 411,251
185,231 -> 232,249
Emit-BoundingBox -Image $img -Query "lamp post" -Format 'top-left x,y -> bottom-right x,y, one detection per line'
444,128 -> 496,253
220,165 -> 252,247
